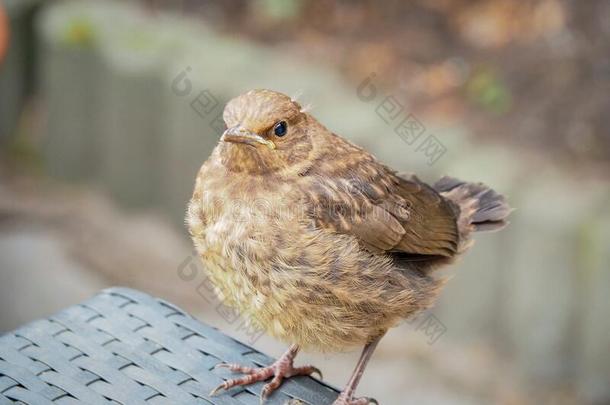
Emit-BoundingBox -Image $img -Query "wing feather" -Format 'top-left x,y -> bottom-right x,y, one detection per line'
303,138 -> 459,257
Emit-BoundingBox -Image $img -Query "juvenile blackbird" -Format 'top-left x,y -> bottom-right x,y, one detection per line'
187,89 -> 511,404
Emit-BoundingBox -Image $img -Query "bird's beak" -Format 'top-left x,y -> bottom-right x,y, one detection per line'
221,126 -> 276,150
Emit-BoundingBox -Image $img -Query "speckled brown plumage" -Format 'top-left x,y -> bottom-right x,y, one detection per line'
187,89 -> 511,404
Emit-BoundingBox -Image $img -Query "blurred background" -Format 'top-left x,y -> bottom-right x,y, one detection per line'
1,0 -> 609,404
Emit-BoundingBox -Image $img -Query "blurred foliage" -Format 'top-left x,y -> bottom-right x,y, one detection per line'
6,135 -> 42,172
4,111 -> 43,174
255,0 -> 303,21
173,0 -> 610,170
466,68 -> 511,114
61,18 -> 96,48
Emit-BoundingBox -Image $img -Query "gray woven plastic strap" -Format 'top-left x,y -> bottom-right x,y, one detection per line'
0,287 -> 339,404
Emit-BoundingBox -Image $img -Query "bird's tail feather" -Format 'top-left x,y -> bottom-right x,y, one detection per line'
434,176 -> 511,235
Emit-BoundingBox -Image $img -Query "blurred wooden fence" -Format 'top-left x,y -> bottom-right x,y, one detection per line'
0,0 -> 40,144
1,1 -> 609,403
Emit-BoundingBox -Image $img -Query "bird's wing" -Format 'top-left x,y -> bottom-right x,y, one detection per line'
303,147 -> 459,257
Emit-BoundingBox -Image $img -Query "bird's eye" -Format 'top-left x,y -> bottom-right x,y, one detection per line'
273,121 -> 287,137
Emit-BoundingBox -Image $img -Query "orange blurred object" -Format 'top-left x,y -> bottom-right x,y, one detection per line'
0,4 -> 8,63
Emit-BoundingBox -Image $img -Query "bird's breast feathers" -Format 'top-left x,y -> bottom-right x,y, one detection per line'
187,168 -> 442,350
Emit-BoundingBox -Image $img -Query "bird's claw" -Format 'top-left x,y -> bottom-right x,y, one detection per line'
210,357 -> 321,402
332,395 -> 378,405
209,382 -> 226,397
310,366 -> 323,380
213,363 -> 231,370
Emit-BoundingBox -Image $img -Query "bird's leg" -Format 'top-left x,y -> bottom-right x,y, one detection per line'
333,334 -> 384,405
210,344 -> 322,404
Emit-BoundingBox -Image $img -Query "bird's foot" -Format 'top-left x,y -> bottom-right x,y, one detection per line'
210,347 -> 321,404
332,392 -> 378,405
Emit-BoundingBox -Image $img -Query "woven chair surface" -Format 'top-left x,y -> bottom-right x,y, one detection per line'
0,287 -> 339,405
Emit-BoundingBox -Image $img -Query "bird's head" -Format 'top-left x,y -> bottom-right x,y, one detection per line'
217,89 -> 316,175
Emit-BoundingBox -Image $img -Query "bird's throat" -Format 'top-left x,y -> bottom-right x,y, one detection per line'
219,142 -> 281,174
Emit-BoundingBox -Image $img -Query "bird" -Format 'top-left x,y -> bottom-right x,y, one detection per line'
187,89 -> 511,405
